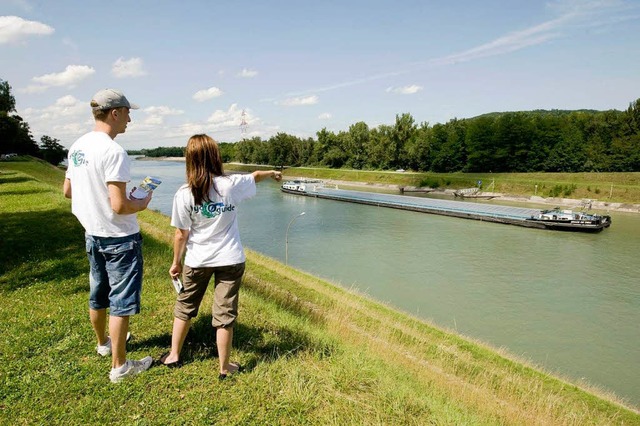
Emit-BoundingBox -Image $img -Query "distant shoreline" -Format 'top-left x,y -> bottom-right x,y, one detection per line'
311,178 -> 640,214
135,156 -> 640,214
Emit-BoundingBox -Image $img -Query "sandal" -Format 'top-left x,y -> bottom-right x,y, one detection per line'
159,352 -> 183,368
218,363 -> 242,380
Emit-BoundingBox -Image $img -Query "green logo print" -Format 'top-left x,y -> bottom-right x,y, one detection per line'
71,150 -> 87,166
197,201 -> 235,219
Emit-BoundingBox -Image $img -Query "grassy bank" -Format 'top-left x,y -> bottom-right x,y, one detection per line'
228,163 -> 640,205
1,158 -> 639,425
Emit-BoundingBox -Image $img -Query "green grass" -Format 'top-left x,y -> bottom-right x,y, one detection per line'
1,158 -> 639,425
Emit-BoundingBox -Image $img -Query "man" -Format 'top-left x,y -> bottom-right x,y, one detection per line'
63,89 -> 153,383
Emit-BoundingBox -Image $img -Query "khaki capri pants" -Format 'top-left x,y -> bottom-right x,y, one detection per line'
174,263 -> 245,328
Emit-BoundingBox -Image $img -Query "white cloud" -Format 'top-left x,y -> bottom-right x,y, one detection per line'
386,85 -> 423,95
20,95 -> 93,146
205,103 -> 267,134
30,95 -> 86,119
237,68 -> 258,78
50,95 -> 85,114
193,87 -> 224,102
142,105 -> 184,125
163,122 -> 208,139
153,104 -> 274,143
112,57 -> 147,78
143,106 -> 184,116
21,65 -> 95,93
0,15 -> 54,44
318,112 -> 332,120
33,65 -> 95,86
277,95 -> 318,106
207,103 -> 244,128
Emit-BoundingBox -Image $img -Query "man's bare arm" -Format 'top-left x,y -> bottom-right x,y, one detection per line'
63,178 -> 72,199
108,181 -> 152,214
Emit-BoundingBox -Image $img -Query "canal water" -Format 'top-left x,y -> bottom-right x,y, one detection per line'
132,159 -> 640,408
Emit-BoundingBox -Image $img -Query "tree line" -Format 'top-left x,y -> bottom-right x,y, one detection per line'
0,80 -> 67,165
137,99 -> 640,173
3,76 -> 639,172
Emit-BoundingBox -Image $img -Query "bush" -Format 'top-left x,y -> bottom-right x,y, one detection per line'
419,177 -> 441,188
548,184 -> 577,197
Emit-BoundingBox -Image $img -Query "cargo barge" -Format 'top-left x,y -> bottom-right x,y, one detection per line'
280,181 -> 611,232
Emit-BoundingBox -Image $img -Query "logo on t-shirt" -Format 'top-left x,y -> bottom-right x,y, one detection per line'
70,150 -> 88,167
195,201 -> 236,219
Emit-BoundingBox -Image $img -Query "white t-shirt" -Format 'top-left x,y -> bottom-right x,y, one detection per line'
171,174 -> 257,268
65,131 -> 139,237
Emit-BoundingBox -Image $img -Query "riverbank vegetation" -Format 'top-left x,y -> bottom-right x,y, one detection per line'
228,163 -> 640,205
0,80 -> 67,166
1,158 -> 639,424
130,98 -> 640,175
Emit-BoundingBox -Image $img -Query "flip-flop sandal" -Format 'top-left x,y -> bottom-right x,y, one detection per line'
159,352 -> 182,368
218,363 -> 242,380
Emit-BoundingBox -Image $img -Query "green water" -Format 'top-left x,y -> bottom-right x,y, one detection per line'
134,160 -> 640,408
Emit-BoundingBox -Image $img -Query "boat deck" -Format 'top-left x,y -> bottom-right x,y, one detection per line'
282,186 -> 552,230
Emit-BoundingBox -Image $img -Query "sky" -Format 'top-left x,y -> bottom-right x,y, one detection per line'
1,0 -> 639,150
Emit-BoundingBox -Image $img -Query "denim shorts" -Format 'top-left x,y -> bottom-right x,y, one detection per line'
86,232 -> 143,316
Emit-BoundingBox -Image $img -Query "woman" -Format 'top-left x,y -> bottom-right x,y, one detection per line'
160,134 -> 282,379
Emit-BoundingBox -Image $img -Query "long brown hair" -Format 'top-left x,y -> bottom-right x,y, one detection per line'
185,134 -> 225,205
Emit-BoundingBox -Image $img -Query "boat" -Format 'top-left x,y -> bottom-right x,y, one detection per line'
453,187 -> 498,199
454,180 -> 499,199
281,179 -> 323,194
453,187 -> 480,197
281,180 -> 307,193
281,183 -> 612,233
526,208 -> 612,232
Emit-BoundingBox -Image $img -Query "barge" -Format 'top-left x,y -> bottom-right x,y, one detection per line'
526,208 -> 611,232
281,181 -> 612,232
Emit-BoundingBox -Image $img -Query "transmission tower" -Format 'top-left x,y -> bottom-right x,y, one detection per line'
240,109 -> 248,134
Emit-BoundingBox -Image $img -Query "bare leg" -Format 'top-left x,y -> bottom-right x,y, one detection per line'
217,326 -> 238,375
109,315 -> 129,369
162,317 -> 191,364
90,308 -> 108,345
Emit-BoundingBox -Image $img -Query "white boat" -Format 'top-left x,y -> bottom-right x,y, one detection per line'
281,180 -> 307,193
526,208 -> 612,232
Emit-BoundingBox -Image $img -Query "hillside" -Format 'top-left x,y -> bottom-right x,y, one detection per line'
1,158 -> 638,425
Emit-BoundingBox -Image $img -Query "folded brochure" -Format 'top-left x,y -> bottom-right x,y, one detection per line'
131,176 -> 162,199
172,277 -> 184,294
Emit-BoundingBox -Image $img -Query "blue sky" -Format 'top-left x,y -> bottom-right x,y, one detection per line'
1,0 -> 639,149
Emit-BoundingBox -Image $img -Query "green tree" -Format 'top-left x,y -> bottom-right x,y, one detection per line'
289,137 -> 314,167
493,113 -> 534,172
317,128 -> 347,168
39,135 -> 67,165
218,142 -> 234,163
0,113 -> 40,155
365,125 -> 393,169
529,115 -> 561,171
391,113 -> 416,169
625,98 -> 640,135
268,132 -> 296,167
345,122 -> 369,169
464,116 -> 495,172
0,80 -> 16,113
403,122 -> 431,171
0,79 -> 40,155
545,120 -> 587,172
